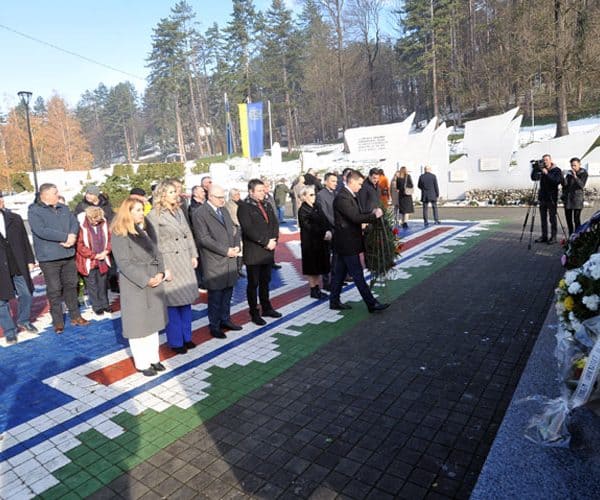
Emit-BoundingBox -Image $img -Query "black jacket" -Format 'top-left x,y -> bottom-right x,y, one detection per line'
333,188 -> 377,256
358,179 -> 380,212
0,210 -> 35,301
531,164 -> 563,204
418,172 -> 439,202
563,169 -> 588,210
238,197 -> 279,266
75,194 -> 113,222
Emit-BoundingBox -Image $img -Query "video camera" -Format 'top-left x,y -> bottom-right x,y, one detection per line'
530,159 -> 545,172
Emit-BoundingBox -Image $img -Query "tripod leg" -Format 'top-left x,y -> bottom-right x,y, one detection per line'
528,204 -> 537,250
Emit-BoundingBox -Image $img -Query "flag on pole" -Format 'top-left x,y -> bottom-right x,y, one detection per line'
238,102 -> 264,159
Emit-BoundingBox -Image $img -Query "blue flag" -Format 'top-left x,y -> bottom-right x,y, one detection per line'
247,102 -> 264,159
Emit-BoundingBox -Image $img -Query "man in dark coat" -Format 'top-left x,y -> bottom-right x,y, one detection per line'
238,179 -> 282,325
358,167 -> 381,213
531,154 -> 564,244
192,185 -> 242,339
417,166 -> 440,226
28,183 -> 89,334
0,193 -> 38,343
329,170 -> 389,313
316,172 -> 338,290
75,185 -> 113,223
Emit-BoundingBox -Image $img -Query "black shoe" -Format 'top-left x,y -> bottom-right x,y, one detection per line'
93,310 -> 105,316
330,302 -> 352,310
262,309 -> 282,318
402,222 -> 408,229
435,220 -> 441,225
221,321 -> 243,331
251,315 -> 267,326
184,341 -> 197,349
272,263 -> 282,269
368,302 -> 390,313
547,238 -> 556,245
103,307 -> 113,314
210,329 -> 227,339
535,237 -> 548,243
137,367 -> 158,377
17,322 -> 39,333
172,346 -> 187,355
424,222 -> 429,227
310,286 -> 328,300
151,362 -> 166,371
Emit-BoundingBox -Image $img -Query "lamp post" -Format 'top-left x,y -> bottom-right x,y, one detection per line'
17,91 -> 39,193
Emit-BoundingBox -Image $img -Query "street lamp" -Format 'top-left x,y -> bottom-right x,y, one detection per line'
17,91 -> 39,193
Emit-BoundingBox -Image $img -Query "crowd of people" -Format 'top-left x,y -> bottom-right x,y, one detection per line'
0,165 -> 440,375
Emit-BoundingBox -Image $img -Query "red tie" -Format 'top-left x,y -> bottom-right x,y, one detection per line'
258,201 -> 269,222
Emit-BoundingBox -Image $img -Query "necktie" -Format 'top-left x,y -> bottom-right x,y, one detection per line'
257,202 -> 269,222
216,208 -> 224,224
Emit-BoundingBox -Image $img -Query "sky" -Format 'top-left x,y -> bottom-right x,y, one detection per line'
0,0 -> 295,113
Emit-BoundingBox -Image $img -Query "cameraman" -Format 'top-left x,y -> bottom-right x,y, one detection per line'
562,157 -> 588,235
531,154 -> 563,244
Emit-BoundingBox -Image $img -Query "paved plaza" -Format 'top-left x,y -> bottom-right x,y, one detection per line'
0,208 -> 582,499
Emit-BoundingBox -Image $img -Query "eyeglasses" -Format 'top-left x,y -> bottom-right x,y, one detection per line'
212,195 -> 225,199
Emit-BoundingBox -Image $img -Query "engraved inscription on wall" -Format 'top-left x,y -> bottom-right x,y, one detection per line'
356,135 -> 388,153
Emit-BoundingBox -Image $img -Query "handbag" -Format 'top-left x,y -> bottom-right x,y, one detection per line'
404,177 -> 414,195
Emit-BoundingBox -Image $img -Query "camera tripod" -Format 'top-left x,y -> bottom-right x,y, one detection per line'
520,179 -> 567,249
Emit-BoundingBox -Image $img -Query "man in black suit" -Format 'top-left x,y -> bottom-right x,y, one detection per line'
417,166 -> 440,226
192,185 -> 242,338
329,170 -> 390,313
238,179 -> 282,325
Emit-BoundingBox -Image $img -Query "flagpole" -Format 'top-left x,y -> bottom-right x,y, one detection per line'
268,99 -> 273,150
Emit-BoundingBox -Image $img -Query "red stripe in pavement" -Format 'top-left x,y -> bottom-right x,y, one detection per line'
83,226 -> 451,384
86,284 -> 308,385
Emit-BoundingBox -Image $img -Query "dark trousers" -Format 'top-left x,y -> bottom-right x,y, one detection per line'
166,304 -> 192,348
422,201 -> 439,224
207,286 -> 234,331
564,208 -> 582,236
539,201 -> 557,238
85,268 -> 109,312
39,257 -> 81,326
246,264 -> 273,314
329,253 -> 376,308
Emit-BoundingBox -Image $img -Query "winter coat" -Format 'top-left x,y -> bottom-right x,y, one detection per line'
418,172 -> 439,202
75,218 -> 112,276
146,207 -> 199,307
238,197 -> 279,266
358,179 -> 380,212
396,175 -> 415,214
531,164 -> 563,204
333,187 -> 377,256
563,169 -> 588,210
0,209 -> 35,301
28,202 -> 79,262
111,222 -> 168,339
192,203 -> 240,290
274,183 -> 290,207
75,194 -> 114,222
298,202 -> 331,276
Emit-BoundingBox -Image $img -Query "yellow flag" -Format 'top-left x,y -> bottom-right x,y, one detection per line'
238,103 -> 250,158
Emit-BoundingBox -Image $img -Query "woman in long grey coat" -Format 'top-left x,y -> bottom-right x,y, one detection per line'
147,180 -> 199,355
111,197 -> 168,377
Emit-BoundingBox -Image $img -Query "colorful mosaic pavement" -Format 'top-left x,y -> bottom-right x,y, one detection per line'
0,220 -> 495,499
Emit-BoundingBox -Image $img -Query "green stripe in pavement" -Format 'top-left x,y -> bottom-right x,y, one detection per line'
37,227 -> 493,499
